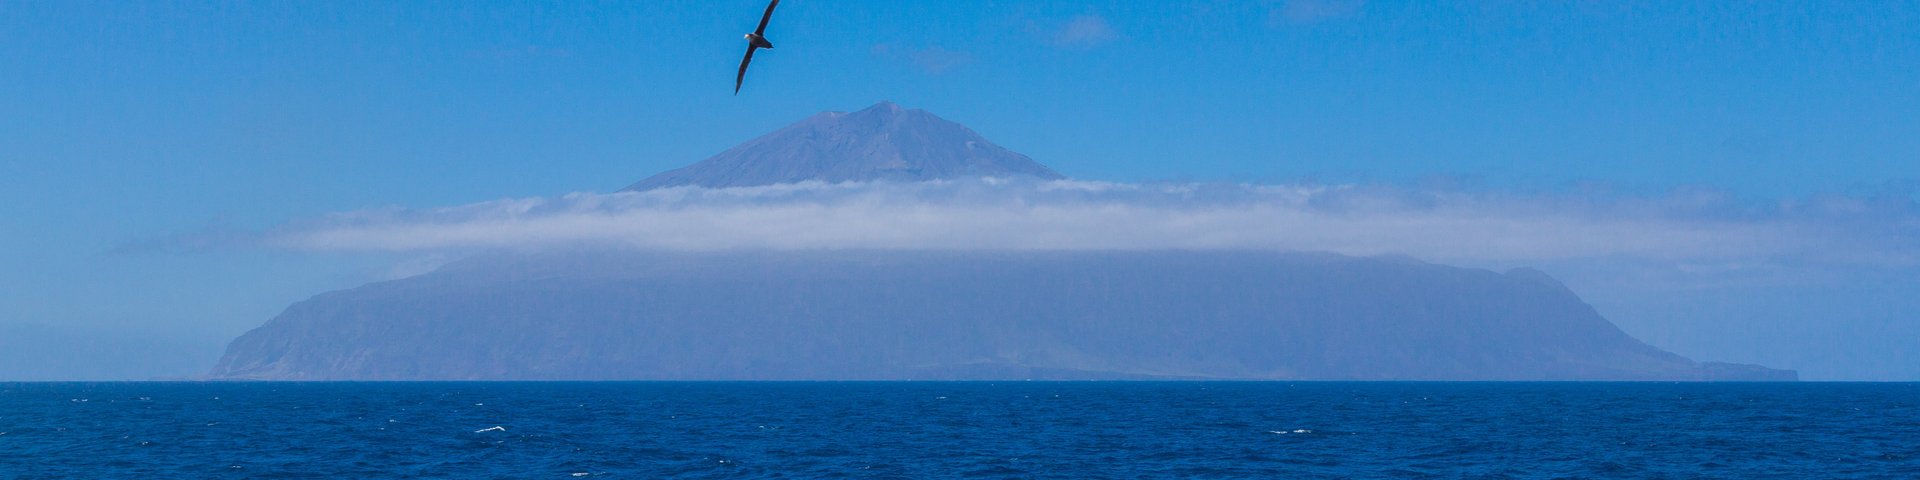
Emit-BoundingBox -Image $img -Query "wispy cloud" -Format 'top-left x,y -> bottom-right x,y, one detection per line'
236,180 -> 1918,275
1272,0 -> 1366,25
871,44 -> 975,74
468,45 -> 574,60
1048,14 -> 1119,48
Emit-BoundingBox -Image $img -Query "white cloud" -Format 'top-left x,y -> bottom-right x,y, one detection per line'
871,44 -> 974,74
255,179 -> 1920,272
908,47 -> 974,74
1273,0 -> 1366,25
1050,15 -> 1119,48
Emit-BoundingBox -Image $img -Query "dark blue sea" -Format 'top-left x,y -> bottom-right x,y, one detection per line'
2,382 -> 1916,478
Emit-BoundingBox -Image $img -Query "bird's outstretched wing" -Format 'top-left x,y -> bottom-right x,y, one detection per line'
735,46 -> 758,95
754,0 -> 780,35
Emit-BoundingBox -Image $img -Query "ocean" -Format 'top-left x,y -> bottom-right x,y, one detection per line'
1,382 -> 1915,478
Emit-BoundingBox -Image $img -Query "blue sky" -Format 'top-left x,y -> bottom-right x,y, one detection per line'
3,1 -> 1917,379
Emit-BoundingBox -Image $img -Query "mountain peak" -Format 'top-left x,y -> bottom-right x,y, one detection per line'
622,102 -> 1063,191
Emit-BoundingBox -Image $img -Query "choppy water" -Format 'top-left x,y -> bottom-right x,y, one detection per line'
2,382 -> 1916,478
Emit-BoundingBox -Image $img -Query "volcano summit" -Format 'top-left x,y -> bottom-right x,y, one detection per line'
622,102 -> 1063,191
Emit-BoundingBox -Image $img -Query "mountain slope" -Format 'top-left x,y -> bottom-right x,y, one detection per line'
208,251 -> 1794,381
622,102 -> 1063,191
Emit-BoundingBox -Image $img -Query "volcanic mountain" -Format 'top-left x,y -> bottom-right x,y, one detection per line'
622,102 -> 1063,191
207,102 -> 1794,381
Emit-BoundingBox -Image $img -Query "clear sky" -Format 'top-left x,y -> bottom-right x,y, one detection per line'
3,1 -> 1917,379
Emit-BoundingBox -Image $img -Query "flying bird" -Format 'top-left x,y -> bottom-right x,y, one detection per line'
735,0 -> 781,95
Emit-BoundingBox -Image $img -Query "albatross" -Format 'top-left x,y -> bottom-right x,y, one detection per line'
735,0 -> 781,95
